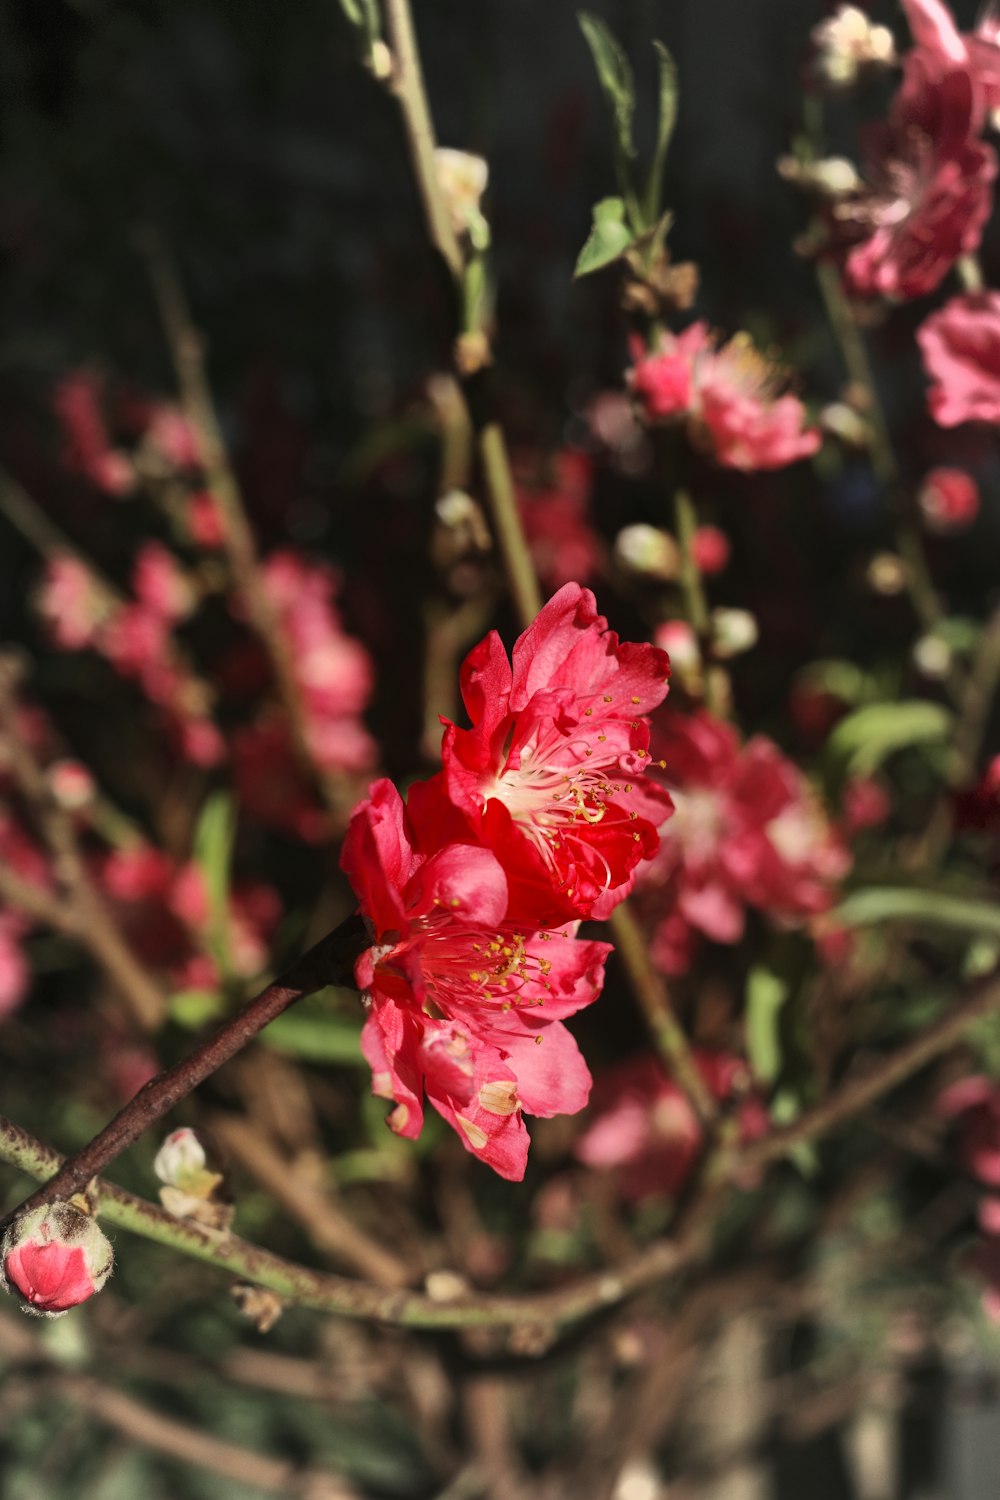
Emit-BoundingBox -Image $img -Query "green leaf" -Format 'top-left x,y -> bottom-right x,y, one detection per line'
578,13 -> 637,163
263,1014 -> 365,1064
646,40 -> 678,223
746,967 -> 788,1086
338,0 -> 380,41
574,196 -> 634,277
193,790 -> 236,975
826,699 -> 954,778
770,1089 -> 819,1177
834,886 -> 1000,941
169,988 -> 225,1028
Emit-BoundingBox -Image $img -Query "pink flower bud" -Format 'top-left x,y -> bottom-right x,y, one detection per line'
918,467 -> 979,533
691,524 -> 730,576
47,759 -> 96,811
2,1203 -> 113,1317
153,1127 -> 207,1188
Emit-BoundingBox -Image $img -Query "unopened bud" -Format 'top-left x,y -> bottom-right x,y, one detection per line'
866,552 -> 906,595
1,1202 -> 113,1317
820,401 -> 872,447
778,154 -> 863,198
912,634 -> 953,680
710,607 -> 758,659
434,148 -> 489,239
654,619 -> 701,676
615,524 -> 681,581
47,759 -> 96,811
691,524 -> 730,576
918,468 -> 979,533
367,39 -> 393,80
153,1128 -> 223,1200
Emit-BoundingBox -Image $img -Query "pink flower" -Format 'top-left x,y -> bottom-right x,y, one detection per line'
517,450 -> 604,590
2,1203 -> 113,1317
901,0 -> 1000,120
917,292 -> 1000,425
637,711 -> 850,973
575,1052 -> 765,1201
630,328 -> 820,471
145,403 -> 201,471
53,371 -> 134,496
918,466 -> 980,530
186,491 -> 226,548
260,551 -> 376,773
340,779 -> 610,1180
36,556 -> 107,651
132,543 -> 193,625
832,52 -> 996,300
419,583 -> 673,924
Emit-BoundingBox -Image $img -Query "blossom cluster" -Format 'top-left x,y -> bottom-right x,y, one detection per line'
340,583 -> 673,1179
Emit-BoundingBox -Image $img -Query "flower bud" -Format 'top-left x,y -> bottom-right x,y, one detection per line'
1,1202 -> 113,1317
866,552 -> 906,596
691,524 -> 730,576
154,1127 -> 207,1189
710,607 -> 758,659
614,524 -> 681,581
434,148 -> 489,239
912,633 -> 953,681
47,759 -> 96,811
778,154 -> 863,198
918,468 -> 979,533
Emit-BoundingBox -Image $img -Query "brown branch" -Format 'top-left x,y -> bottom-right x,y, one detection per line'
4,913 -> 369,1223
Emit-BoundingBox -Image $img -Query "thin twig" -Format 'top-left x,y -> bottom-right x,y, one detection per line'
139,231 -> 341,814
3,913 -> 368,1222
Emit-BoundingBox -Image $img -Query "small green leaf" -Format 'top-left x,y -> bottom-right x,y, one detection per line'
263,1007 -> 365,1065
834,886 -> 1000,941
746,967 -> 788,1086
826,699 -> 954,778
579,13 -> 637,163
645,40 -> 678,223
574,196 -> 634,277
193,791 -> 237,976
169,988 -> 225,1028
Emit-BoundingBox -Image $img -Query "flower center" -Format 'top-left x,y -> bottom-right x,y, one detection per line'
410,908 -> 554,1018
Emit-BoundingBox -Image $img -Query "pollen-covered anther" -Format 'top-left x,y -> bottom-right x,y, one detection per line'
478,1080 -> 520,1116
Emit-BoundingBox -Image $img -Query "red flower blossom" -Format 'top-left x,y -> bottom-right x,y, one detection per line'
340,779 -> 610,1180
53,370 -> 134,497
630,327 -> 820,471
575,1052 -> 766,1201
418,583 -> 673,924
637,711 -> 849,973
831,51 -> 996,300
917,292 -> 1000,425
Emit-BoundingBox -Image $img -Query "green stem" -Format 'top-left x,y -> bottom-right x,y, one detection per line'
608,904 -> 716,1125
674,487 -> 728,718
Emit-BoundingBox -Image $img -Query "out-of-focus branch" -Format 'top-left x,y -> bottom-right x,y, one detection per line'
140,232 -> 342,816
0,663 -> 166,1031
45,1373 -> 358,1499
210,1111 -> 413,1289
3,914 -> 369,1222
